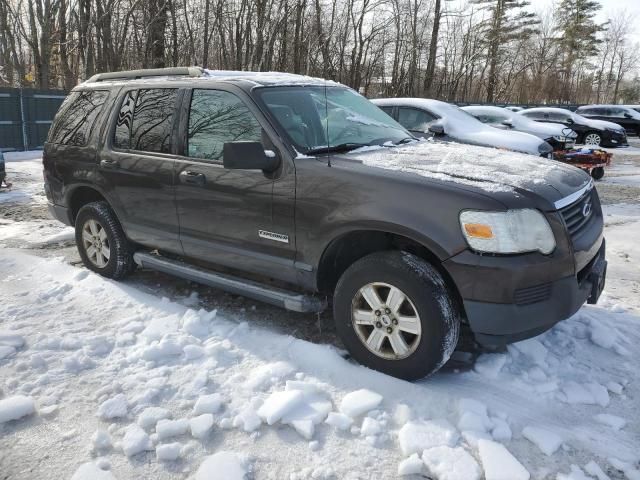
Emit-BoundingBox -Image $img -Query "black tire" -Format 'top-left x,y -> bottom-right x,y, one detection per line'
333,251 -> 460,380
591,167 -> 605,180
75,201 -> 136,279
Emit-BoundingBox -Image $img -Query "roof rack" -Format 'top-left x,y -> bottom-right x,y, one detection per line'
86,66 -> 204,83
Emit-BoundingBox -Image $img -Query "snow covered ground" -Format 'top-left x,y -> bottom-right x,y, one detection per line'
1,151 -> 639,480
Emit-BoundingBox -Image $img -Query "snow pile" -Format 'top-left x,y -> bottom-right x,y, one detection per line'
121,424 -> 153,457
422,445 -> 482,480
397,419 -> 459,455
477,439 -> 530,480
192,451 -> 249,480
0,395 -> 35,423
521,426 -> 563,456
1,183 -> 640,479
70,463 -> 116,480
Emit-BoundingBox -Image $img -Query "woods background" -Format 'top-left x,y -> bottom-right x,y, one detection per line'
0,0 -> 639,104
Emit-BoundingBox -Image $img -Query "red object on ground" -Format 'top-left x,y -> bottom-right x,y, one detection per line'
553,148 -> 612,173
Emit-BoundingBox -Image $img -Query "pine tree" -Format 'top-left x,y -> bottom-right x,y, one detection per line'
472,0 -> 539,102
554,0 -> 606,102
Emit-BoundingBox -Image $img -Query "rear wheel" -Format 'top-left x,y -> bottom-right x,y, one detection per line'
333,251 -> 460,380
75,201 -> 136,279
591,167 -> 605,180
584,132 -> 602,146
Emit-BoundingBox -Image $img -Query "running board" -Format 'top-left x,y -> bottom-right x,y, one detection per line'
133,252 -> 326,313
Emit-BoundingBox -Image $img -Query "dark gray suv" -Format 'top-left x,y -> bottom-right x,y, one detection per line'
43,67 -> 607,380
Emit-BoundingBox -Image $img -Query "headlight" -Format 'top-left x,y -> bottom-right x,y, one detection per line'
459,209 -> 556,254
552,135 -> 572,142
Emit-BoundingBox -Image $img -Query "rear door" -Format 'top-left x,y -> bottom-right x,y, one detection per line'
98,87 -> 182,253
174,87 -> 298,284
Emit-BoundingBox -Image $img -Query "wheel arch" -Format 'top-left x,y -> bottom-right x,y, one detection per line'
67,184 -> 109,224
316,228 -> 464,314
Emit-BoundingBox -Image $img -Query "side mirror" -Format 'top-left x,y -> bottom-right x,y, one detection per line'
624,113 -> 632,118
223,141 -> 280,173
565,118 -> 574,124
428,124 -> 445,136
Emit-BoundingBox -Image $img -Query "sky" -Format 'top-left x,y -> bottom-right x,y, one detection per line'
536,0 -> 640,44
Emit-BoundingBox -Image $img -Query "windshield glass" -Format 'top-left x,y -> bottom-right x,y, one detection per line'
256,86 -> 411,154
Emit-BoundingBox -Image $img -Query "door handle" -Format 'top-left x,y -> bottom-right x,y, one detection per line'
100,159 -> 119,169
180,170 -> 206,186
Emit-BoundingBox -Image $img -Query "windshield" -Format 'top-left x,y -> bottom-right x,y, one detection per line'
256,86 -> 411,154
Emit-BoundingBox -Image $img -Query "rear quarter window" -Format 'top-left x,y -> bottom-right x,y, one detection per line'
48,90 -> 109,146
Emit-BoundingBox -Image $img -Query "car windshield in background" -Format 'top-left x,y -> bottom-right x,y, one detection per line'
256,86 -> 411,154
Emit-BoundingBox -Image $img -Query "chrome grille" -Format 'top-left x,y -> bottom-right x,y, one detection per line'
560,189 -> 595,239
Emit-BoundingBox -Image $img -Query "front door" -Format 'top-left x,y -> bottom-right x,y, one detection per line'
174,87 -> 298,285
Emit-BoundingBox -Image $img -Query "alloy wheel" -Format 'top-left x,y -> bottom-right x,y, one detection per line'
351,282 -> 422,360
82,219 -> 110,268
585,133 -> 601,146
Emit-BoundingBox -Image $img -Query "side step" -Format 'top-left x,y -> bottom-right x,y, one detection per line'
133,252 -> 326,313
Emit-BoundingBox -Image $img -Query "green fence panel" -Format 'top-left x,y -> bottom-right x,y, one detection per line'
0,87 -> 67,151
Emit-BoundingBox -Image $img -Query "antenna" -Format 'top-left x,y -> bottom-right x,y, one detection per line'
324,78 -> 331,168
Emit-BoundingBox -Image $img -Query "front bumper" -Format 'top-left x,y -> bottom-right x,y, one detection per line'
602,131 -> 628,147
447,240 -> 606,348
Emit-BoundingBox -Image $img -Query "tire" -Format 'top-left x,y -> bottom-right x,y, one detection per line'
333,251 -> 460,380
75,201 -> 136,279
591,167 -> 605,180
583,131 -> 602,146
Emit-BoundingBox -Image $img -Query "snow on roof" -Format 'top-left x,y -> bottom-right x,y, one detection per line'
201,69 -> 341,87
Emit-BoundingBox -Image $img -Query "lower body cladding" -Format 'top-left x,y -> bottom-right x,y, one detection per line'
444,240 -> 607,348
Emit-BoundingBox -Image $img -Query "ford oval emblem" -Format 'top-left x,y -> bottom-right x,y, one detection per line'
582,202 -> 592,218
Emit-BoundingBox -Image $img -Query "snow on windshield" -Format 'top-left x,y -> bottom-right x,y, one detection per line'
354,139 -> 567,194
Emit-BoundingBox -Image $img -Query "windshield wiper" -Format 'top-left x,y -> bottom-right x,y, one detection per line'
305,143 -> 369,155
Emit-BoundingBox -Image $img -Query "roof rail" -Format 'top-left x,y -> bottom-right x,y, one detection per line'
86,66 -> 204,83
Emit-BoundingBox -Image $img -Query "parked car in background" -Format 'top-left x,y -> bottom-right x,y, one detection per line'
575,105 -> 640,137
520,107 -> 628,147
505,106 -> 524,112
462,105 -> 577,151
43,67 -> 607,380
373,98 -> 553,157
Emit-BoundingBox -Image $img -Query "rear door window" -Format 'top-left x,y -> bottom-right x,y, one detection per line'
187,89 -> 262,162
113,88 -> 178,153
48,90 -> 109,146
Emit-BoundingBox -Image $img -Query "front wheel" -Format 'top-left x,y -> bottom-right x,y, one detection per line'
591,167 -> 605,180
584,132 -> 602,146
333,251 -> 460,380
75,201 -> 136,279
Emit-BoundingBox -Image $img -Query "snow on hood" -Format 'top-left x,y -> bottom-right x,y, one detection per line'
350,139 -> 589,197
581,117 -> 625,132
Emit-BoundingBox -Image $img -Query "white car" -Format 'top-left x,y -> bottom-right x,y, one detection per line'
462,105 -> 577,151
372,98 -> 553,157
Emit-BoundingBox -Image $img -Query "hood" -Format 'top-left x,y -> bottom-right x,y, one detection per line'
448,127 -> 546,155
581,117 -> 624,132
348,139 -> 590,206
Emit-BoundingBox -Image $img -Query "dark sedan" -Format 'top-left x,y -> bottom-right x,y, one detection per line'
575,105 -> 640,137
520,107 -> 628,148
